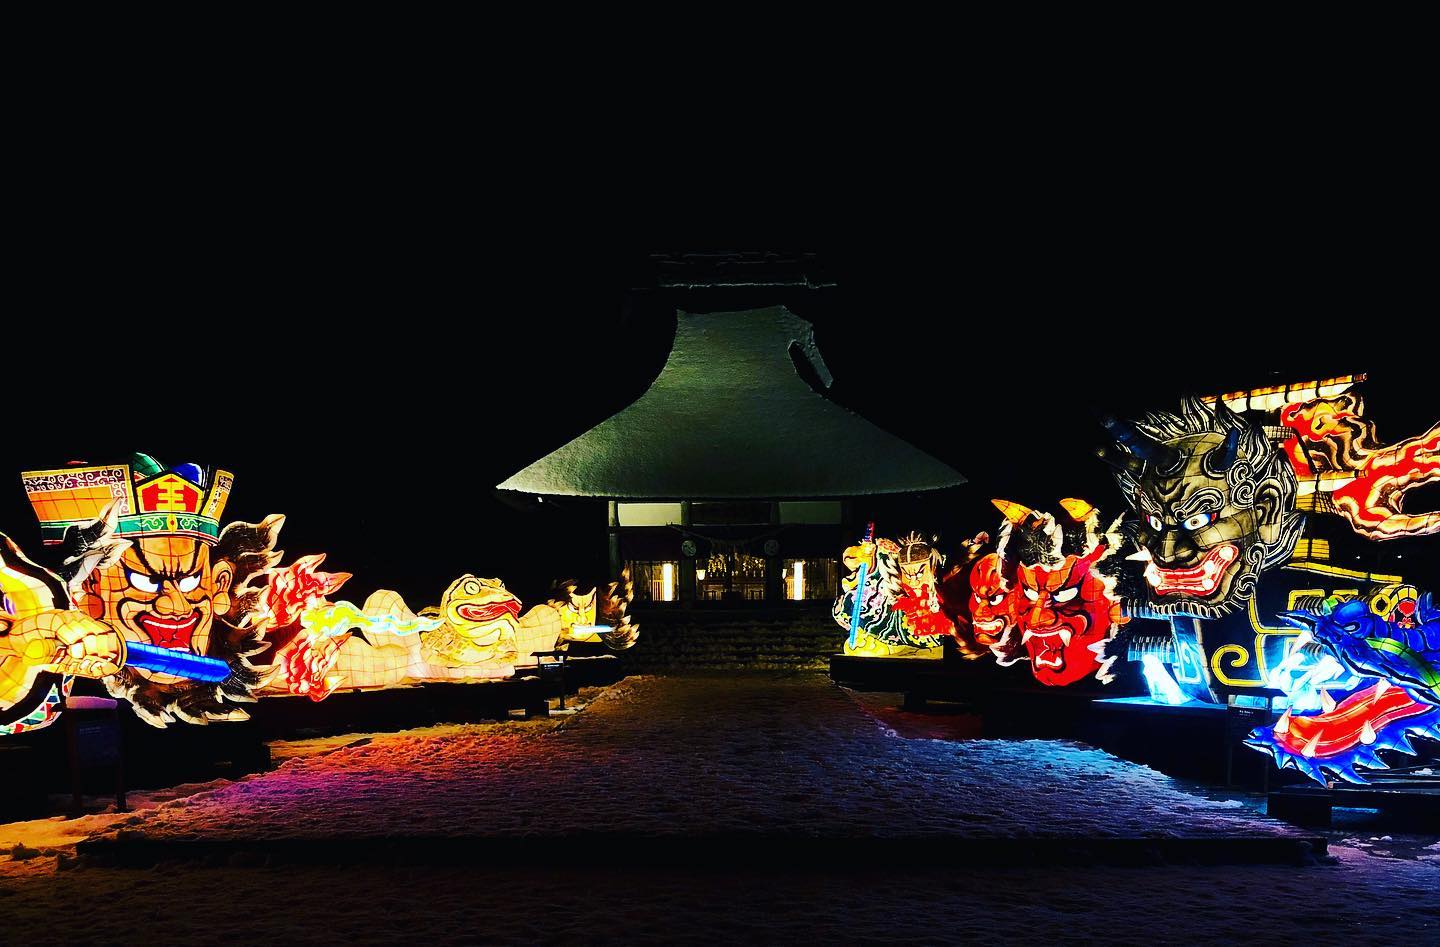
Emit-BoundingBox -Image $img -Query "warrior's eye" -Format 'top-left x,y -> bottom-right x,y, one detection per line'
1053,587 -> 1079,603
177,574 -> 201,593
126,569 -> 159,594
1183,512 -> 1214,531
1023,587 -> 1040,601
989,593 -> 1006,606
1341,622 -> 1361,633
1146,514 -> 1164,531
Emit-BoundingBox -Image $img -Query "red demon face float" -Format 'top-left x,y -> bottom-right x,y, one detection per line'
995,498 -> 1128,687
967,553 -> 1023,664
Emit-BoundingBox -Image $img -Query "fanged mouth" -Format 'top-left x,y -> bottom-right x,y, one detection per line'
1022,625 -> 1071,668
136,613 -> 201,650
973,617 -> 1007,643
1145,543 -> 1239,597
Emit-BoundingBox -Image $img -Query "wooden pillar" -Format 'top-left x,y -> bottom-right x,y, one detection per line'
607,500 -> 621,579
765,500 -> 782,603
679,501 -> 695,605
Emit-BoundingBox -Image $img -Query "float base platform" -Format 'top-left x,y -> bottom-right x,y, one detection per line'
251,656 -> 623,740
1269,777 -> 1440,829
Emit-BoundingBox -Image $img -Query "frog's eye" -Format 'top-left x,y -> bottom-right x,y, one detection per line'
1053,587 -> 1079,603
126,569 -> 159,594
1182,512 -> 1214,531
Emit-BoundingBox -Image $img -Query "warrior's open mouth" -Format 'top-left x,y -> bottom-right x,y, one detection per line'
1022,626 -> 1070,668
136,613 -> 201,650
973,617 -> 1008,644
455,601 -> 521,624
1145,543 -> 1239,596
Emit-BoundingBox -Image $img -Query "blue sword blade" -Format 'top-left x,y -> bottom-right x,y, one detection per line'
848,562 -> 868,649
125,642 -> 232,682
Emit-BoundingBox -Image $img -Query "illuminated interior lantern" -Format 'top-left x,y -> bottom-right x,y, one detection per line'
791,561 -> 805,601
661,562 -> 675,603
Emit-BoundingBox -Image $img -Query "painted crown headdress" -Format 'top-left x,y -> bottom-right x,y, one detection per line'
22,452 -> 233,545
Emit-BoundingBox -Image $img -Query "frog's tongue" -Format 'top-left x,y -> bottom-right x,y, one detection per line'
455,600 -> 521,623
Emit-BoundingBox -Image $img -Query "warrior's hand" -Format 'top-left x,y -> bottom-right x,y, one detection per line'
7,610 -> 126,678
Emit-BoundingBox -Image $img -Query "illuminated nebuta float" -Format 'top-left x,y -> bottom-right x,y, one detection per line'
1100,376 -> 1440,784
8,453 -> 278,729
267,567 -> 639,701
833,531 -> 972,659
2,452 -> 638,732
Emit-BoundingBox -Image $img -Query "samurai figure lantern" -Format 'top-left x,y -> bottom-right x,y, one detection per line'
22,453 -> 278,726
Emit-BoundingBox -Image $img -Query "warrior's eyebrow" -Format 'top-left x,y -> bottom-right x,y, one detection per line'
130,544 -> 161,577
130,544 -> 200,582
1174,488 -> 1224,520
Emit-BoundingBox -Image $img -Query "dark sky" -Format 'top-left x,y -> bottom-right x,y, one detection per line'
7,236 -> 1435,607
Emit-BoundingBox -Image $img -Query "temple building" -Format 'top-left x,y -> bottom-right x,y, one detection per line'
498,305 -> 964,608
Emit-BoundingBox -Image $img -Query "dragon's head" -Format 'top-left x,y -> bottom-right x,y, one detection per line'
1283,598 -> 1380,656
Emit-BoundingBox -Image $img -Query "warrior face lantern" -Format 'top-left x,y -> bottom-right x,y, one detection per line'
967,553 -> 1021,661
1101,397 -> 1303,619
23,454 -> 279,726
82,536 -> 232,683
996,499 -> 1127,687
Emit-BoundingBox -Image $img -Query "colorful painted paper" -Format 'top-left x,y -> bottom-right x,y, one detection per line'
832,531 -> 956,658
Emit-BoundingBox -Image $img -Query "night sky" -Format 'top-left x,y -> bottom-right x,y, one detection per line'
7,242 -> 1435,607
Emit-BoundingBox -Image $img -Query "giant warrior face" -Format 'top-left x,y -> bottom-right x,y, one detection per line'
1100,396 -> 1303,619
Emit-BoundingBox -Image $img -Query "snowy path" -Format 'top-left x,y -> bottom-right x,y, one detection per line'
2,673 -> 1437,945
75,675 -> 1299,844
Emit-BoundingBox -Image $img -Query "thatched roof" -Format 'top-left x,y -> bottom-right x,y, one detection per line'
497,307 -> 964,498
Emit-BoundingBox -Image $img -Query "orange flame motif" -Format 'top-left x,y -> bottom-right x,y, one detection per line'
283,635 -> 344,702
257,554 -> 353,700
1331,427 -> 1440,540
262,554 -> 352,629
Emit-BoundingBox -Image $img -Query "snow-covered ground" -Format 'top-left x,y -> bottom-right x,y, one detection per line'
2,673 -> 1436,945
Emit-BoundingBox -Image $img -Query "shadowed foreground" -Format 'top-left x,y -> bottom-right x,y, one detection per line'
2,674 -> 1437,945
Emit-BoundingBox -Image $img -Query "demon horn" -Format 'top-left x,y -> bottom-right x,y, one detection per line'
1211,426 -> 1242,472
1058,498 -> 1096,522
991,499 -> 1034,525
1100,416 -> 1179,469
1095,444 -> 1144,474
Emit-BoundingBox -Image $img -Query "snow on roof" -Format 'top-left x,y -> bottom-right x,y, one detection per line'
497,306 -> 965,498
